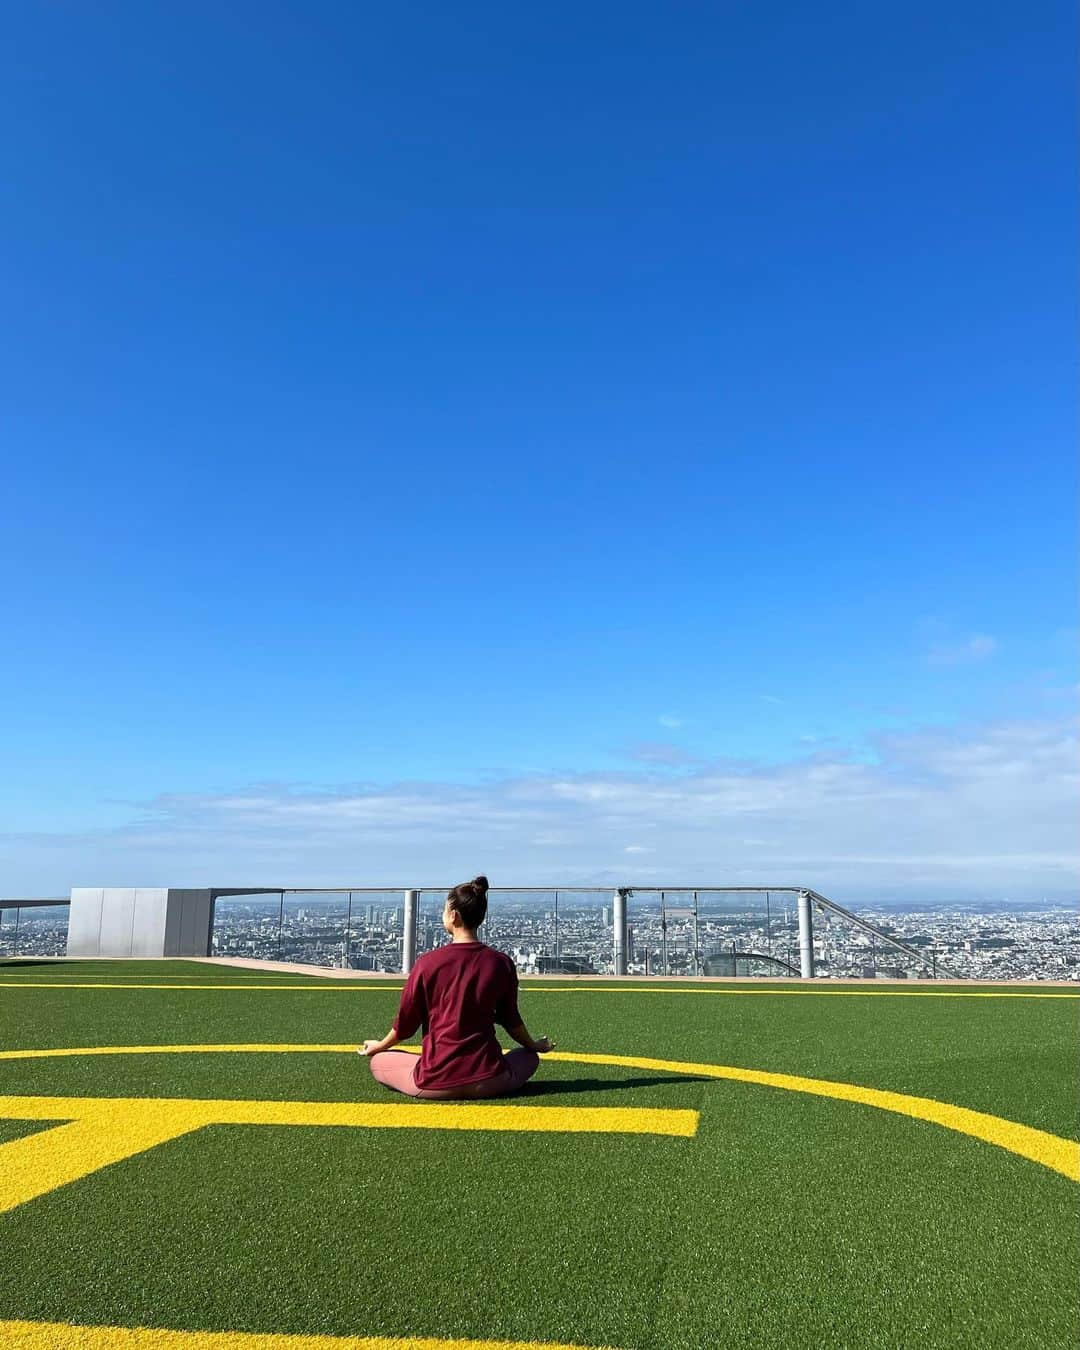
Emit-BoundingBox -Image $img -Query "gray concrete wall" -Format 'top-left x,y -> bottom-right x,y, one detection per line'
67,888 -> 213,957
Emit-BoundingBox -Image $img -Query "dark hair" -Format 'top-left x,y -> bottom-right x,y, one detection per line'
447,875 -> 489,929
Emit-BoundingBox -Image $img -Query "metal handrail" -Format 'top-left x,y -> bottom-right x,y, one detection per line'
210,885 -> 818,895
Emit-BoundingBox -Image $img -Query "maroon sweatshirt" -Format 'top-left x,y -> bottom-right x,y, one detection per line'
392,941 -> 522,1089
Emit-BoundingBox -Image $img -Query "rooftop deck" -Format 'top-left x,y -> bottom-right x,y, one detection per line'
1,958 -> 1077,1348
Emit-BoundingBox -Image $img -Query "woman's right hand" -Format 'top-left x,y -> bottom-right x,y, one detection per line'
532,1035 -> 555,1054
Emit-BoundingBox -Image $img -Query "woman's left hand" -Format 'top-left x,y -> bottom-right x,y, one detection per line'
359,1039 -> 383,1057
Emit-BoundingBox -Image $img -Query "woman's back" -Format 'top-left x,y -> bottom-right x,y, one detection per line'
395,941 -> 521,1090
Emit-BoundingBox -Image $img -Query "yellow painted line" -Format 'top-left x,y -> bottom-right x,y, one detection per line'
0,979 -> 1075,997
0,1093 -> 696,1135
0,1042 -> 363,1061
0,1090 -> 696,1213
0,1104 -> 200,1215
0,982 -> 356,990
0,1320 -> 606,1350
2,1041 -> 1074,1182
543,1051 -> 1080,1183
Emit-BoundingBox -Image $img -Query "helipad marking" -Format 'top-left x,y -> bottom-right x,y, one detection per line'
0,1320 -> 606,1350
1,1043 -> 1076,1182
0,1090 -> 697,1214
0,980 -> 1075,998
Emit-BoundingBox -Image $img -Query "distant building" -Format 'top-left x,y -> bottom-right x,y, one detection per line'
537,956 -> 596,975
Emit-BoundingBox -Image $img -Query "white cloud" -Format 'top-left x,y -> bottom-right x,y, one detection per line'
658,714 -> 683,729
629,742 -> 696,766
927,633 -> 999,666
5,715 -> 1078,903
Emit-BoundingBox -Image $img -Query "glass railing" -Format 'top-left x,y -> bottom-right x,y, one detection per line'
209,890 -> 405,972
100,886 -> 1079,982
0,902 -> 70,957
811,903 -> 929,980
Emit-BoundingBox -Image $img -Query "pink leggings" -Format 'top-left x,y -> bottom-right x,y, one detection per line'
369,1048 -> 539,1100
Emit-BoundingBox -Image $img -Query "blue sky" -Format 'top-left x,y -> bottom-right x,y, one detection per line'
1,3 -> 1075,896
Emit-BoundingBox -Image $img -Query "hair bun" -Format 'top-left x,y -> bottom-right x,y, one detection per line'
472,875 -> 489,893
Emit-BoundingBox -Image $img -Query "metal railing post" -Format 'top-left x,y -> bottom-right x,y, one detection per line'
613,888 -> 628,975
402,889 -> 419,975
797,889 -> 815,978
692,891 -> 699,975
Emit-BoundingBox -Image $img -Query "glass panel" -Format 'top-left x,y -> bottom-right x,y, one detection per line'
500,889 -> 559,973
0,904 -> 70,958
210,892 -> 284,961
594,896 -> 616,976
697,891 -> 799,978
0,907 -> 17,957
343,891 -> 403,972
812,901 -> 935,980
416,889 -> 612,973
278,892 -> 349,968
541,892 -> 603,975
415,889 -> 446,960
626,890 -> 661,976
10,903 -> 70,957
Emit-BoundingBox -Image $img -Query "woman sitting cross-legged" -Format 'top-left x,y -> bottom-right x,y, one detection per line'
359,875 -> 554,1100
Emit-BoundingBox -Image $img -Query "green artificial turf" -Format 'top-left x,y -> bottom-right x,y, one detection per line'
0,959 -> 1077,1349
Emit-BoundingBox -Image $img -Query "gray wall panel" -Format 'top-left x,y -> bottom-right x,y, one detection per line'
66,889 -> 105,956
162,890 -> 184,955
130,889 -> 170,957
97,889 -> 137,955
170,890 -> 213,956
178,891 -> 197,953
190,890 -> 212,955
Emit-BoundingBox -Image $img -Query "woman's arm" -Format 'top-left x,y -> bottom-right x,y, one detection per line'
359,1028 -> 403,1057
362,965 -> 426,1055
505,1023 -> 555,1054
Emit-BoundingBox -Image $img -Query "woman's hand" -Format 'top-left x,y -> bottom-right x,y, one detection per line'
532,1035 -> 555,1054
358,1028 -> 401,1058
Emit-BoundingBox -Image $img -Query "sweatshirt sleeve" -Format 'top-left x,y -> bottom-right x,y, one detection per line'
494,957 -> 522,1030
392,964 -> 427,1039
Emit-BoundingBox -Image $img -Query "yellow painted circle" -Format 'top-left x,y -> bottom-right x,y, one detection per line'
1,1041 -> 1076,1181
